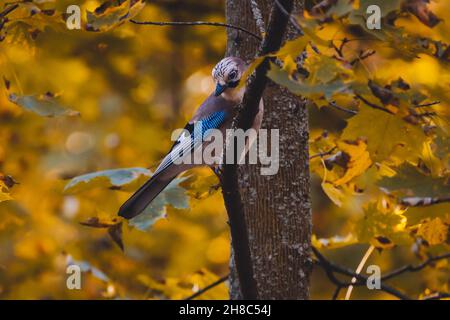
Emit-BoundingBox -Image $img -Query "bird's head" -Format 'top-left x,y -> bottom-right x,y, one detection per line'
212,57 -> 246,100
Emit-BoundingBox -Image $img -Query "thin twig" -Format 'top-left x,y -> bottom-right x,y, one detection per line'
185,274 -> 229,300
309,147 -> 337,160
314,246 -> 450,300
413,101 -> 441,108
381,252 -> 450,281
422,292 -> 450,300
129,19 -> 262,41
0,3 -> 18,18
400,196 -> 450,207
355,94 -> 395,115
332,38 -> 349,58
415,111 -> 437,118
332,286 -> 343,300
329,101 -> 358,115
313,247 -> 412,300
350,50 -> 376,65
0,3 -> 19,33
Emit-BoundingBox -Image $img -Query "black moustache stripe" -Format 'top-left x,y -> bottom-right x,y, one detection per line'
228,80 -> 239,88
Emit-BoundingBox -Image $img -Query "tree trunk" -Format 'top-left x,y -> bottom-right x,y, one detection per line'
225,0 -> 312,299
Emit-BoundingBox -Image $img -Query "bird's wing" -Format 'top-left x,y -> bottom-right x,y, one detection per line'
118,95 -> 234,220
154,109 -> 229,175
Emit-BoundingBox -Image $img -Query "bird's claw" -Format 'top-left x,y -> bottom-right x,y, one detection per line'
213,165 -> 224,178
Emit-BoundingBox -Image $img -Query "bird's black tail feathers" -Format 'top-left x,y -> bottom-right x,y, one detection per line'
118,170 -> 176,219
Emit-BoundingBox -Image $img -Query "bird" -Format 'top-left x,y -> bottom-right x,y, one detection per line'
118,57 -> 264,220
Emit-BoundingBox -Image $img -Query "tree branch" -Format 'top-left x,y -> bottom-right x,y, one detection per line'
220,0 -> 295,300
129,19 -> 262,41
312,247 -> 412,300
400,196 -> 450,207
422,292 -> 450,300
329,100 -> 358,115
355,94 -> 395,115
184,274 -> 229,300
381,252 -> 450,281
332,38 -> 349,58
313,247 -> 450,300
309,147 -> 337,160
350,49 -> 376,66
413,101 -> 440,108
0,3 -> 19,33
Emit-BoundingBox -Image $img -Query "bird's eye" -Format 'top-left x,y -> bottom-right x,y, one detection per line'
229,70 -> 238,80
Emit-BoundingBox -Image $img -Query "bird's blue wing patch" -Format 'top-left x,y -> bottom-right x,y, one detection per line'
154,110 -> 228,175
196,110 -> 227,137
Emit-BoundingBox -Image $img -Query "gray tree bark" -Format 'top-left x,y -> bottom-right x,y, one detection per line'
225,0 -> 312,299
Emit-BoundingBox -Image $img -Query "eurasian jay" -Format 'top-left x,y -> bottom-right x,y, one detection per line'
118,57 -> 264,219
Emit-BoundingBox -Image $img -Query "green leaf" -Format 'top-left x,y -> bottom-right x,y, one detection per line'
267,62 -> 347,100
360,0 -> 401,18
342,107 -> 427,163
405,203 -> 450,226
8,93 -> 80,117
326,0 -> 354,18
355,202 -> 411,248
347,1 -> 403,46
306,55 -> 347,84
378,164 -> 450,198
129,177 -> 189,231
64,167 -> 152,194
348,0 -> 401,28
434,131 -> 450,162
275,36 -> 310,59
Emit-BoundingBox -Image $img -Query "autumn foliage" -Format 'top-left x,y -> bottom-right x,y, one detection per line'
0,0 -> 449,300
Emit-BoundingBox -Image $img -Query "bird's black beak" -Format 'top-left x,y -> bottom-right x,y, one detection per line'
214,83 -> 227,96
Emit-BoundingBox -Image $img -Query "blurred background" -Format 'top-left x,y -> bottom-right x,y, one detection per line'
0,0 -> 449,299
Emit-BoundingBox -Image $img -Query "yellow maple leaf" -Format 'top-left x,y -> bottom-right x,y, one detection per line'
282,55 -> 297,75
0,181 -> 12,203
417,218 -> 449,245
322,182 -> 345,207
421,140 -> 443,178
334,140 -> 372,185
